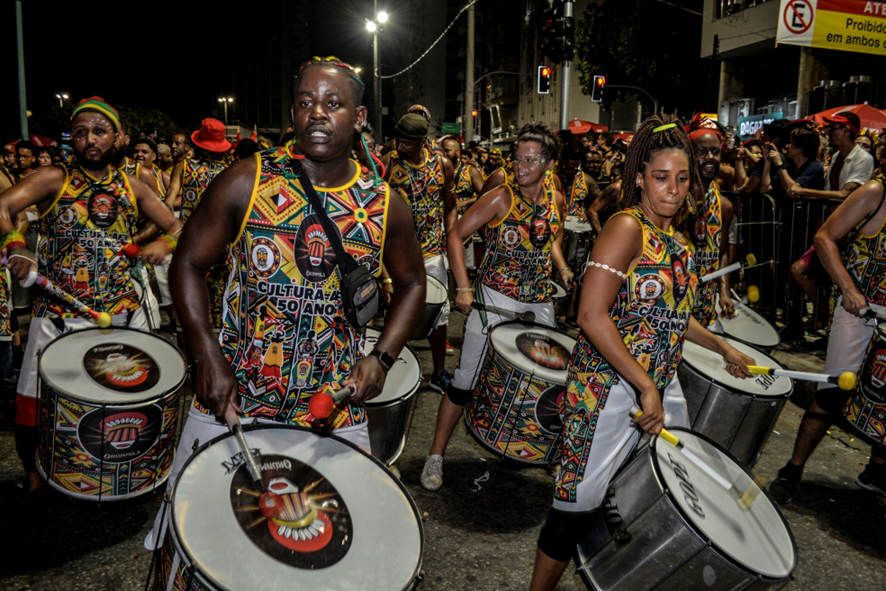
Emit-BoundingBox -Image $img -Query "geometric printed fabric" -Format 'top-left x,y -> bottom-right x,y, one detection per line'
388,147 -> 446,258
680,183 -> 723,328
841,177 -> 886,307
205,146 -> 388,428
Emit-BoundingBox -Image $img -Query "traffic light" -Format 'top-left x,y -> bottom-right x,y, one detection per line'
591,75 -> 605,102
541,12 -> 575,63
537,66 -> 551,94
472,109 -> 478,117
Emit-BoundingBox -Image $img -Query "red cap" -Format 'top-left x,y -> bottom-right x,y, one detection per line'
822,113 -> 860,135
191,118 -> 232,153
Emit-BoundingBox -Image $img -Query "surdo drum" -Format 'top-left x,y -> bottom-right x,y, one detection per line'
678,337 -> 792,467
364,327 -> 422,465
576,429 -> 796,591
152,426 -> 423,591
465,322 -> 575,464
842,324 -> 886,446
36,327 -> 187,500
370,275 -> 447,341
562,216 -> 594,270
716,295 -> 780,349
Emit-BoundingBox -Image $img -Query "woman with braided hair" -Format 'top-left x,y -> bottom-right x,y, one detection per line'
529,114 -> 755,591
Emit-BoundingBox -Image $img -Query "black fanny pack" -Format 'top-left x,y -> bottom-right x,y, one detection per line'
290,158 -> 379,328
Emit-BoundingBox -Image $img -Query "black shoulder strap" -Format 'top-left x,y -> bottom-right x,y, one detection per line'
289,158 -> 358,274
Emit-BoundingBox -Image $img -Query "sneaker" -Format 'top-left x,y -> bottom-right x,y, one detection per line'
769,463 -> 803,504
446,340 -> 456,356
421,455 -> 444,490
856,463 -> 886,497
429,369 -> 452,394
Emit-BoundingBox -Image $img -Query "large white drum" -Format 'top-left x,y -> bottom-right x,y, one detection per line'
576,429 -> 796,591
716,296 -> 780,348
679,336 -> 792,466
152,426 -> 423,590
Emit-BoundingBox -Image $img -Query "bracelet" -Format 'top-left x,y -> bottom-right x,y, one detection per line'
456,287 -> 472,291
585,260 -> 626,278
0,229 -> 27,251
154,234 -> 178,254
381,277 -> 393,285
559,266 -> 571,274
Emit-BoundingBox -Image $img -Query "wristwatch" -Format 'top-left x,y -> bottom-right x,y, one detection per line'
369,349 -> 395,371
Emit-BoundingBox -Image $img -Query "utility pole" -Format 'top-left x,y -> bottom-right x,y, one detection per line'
558,0 -> 573,131
16,0 -> 28,139
374,0 -> 382,137
464,2 -> 475,144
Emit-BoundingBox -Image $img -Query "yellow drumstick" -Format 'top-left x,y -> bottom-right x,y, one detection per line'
740,365 -> 857,391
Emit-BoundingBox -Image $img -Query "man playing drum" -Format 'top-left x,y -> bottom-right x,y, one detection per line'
769,177 -> 886,503
420,123 -> 573,491
144,57 -> 426,548
0,97 -> 182,500
529,115 -> 754,591
382,110 -> 457,393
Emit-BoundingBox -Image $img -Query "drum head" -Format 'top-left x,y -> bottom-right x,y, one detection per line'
548,281 -> 567,299
653,429 -> 796,579
681,337 -> 791,396
425,276 -> 448,305
40,327 -> 187,404
172,426 -> 422,590
363,328 -> 422,406
716,297 -> 780,348
489,322 -> 575,384
565,216 -> 592,232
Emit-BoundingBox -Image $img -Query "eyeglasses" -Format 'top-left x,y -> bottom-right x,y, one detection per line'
513,155 -> 547,167
694,146 -> 721,157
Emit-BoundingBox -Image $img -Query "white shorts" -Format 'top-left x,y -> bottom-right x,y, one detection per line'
144,406 -> 370,550
17,308 -> 148,399
552,376 -> 689,513
425,254 -> 450,329
451,285 -> 556,391
820,299 -> 885,392
154,261 -> 173,307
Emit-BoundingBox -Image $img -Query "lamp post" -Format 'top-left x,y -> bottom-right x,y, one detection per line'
366,6 -> 388,138
55,93 -> 68,107
218,97 -> 234,125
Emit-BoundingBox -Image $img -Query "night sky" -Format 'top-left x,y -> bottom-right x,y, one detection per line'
0,0 -> 416,143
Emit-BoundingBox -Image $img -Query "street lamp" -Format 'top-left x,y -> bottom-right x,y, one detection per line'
366,5 -> 388,138
55,93 -> 68,107
218,97 -> 234,125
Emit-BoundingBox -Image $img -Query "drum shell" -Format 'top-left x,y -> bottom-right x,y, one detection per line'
839,325 -> 886,446
678,362 -> 790,467
366,349 -> 421,465
576,430 -> 795,591
371,276 -> 447,341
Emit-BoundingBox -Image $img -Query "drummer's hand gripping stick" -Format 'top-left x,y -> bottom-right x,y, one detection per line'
733,365 -> 858,391
862,307 -> 886,322
2,257 -> 113,327
629,407 -> 765,509
700,253 -> 757,284
465,301 -> 536,323
223,406 -> 283,519
307,385 -> 356,421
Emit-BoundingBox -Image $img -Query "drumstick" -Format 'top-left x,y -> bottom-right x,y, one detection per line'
862,307 -> 886,321
223,406 -> 283,518
736,365 -> 857,391
307,385 -> 356,420
2,258 -> 113,327
1,255 -> 38,287
468,302 -> 536,323
700,254 -> 757,284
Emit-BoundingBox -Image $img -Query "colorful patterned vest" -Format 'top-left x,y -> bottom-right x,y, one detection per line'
567,206 -> 697,413
388,148 -> 446,258
148,166 -> 166,198
122,157 -> 138,177
476,179 -> 559,303
34,162 -> 140,318
563,170 -> 589,217
841,178 -> 886,306
0,269 -> 11,339
181,157 -> 226,223
683,183 -> 723,327
207,148 -> 389,428
455,163 -> 476,215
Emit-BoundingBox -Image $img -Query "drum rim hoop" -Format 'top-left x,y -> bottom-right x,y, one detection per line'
680,337 -> 794,398
361,341 -> 423,407
650,427 -> 798,579
168,423 -> 425,590
489,320 -> 576,377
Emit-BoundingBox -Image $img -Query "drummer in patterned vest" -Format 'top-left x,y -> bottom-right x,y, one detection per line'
382,110 -> 457,393
165,118 -> 231,330
769,176 -> 886,503
420,123 -> 573,491
144,56 -> 426,548
0,96 -> 182,499
552,139 -> 601,220
529,115 -> 754,591
684,116 -> 735,331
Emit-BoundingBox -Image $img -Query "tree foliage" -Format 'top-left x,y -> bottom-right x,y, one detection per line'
30,104 -> 189,144
575,0 -> 711,113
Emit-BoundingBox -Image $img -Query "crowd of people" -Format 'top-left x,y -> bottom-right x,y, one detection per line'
0,55 -> 884,590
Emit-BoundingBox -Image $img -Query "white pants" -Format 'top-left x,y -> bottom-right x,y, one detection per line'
451,285 -> 556,391
154,261 -> 173,307
144,406 -> 370,550
820,299 -> 885,392
425,254 -> 451,329
553,376 -> 689,512
17,308 -> 148,399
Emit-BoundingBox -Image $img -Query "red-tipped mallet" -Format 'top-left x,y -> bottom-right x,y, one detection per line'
308,385 -> 356,420
119,242 -> 142,259
223,406 -> 282,519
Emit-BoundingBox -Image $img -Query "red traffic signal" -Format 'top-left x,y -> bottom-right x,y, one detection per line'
538,65 -> 551,95
472,109 -> 478,117
591,75 -> 606,102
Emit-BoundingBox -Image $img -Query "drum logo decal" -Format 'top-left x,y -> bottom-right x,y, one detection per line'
529,215 -> 552,249
230,454 -> 352,569
84,343 -> 160,393
294,214 -> 338,283
251,237 -> 280,279
636,276 -> 665,302
87,193 -> 119,229
666,452 -> 705,519
535,385 -> 565,434
861,346 -> 886,403
77,405 -> 163,463
516,333 -> 570,371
